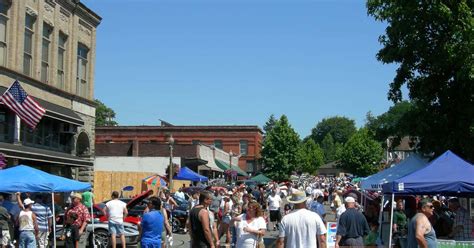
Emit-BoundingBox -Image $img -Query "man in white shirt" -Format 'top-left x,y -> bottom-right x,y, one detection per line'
277,190 -> 327,248
267,189 -> 282,230
103,191 -> 128,248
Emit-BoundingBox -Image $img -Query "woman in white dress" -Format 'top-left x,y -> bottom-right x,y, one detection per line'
234,201 -> 266,248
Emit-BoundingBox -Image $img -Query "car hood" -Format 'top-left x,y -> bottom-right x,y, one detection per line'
127,189 -> 153,209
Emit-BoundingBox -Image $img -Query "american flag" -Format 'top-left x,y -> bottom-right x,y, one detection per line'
1,81 -> 46,128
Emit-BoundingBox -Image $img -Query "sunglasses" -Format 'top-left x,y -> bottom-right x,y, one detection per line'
425,205 -> 434,209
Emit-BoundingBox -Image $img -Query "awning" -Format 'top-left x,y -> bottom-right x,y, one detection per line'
0,86 -> 84,126
215,159 -> 248,177
198,145 -> 224,172
0,142 -> 93,167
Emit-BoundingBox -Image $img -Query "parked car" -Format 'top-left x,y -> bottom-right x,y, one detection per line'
170,195 -> 189,233
54,213 -> 139,247
94,189 -> 153,225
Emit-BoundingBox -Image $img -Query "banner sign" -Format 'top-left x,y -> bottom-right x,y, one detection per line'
326,222 -> 338,248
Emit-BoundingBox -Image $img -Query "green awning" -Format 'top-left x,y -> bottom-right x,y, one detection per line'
250,174 -> 272,183
215,159 -> 248,177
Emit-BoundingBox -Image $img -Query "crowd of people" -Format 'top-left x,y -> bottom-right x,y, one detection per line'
0,174 -> 473,248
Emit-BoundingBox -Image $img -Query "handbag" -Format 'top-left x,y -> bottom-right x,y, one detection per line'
256,236 -> 265,248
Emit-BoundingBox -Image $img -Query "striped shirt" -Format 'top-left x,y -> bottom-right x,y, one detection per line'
31,203 -> 52,232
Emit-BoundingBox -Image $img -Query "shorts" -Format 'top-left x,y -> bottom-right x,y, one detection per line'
222,215 -> 232,224
1,230 -> 10,246
269,210 -> 281,222
108,222 -> 124,235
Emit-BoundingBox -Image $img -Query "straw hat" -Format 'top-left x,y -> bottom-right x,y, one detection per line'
286,190 -> 308,204
72,193 -> 83,200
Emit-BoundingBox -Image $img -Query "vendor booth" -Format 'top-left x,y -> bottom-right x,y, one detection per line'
382,151 -> 474,247
0,165 -> 92,247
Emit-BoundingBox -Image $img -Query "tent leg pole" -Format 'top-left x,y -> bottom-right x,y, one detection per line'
51,193 -> 56,248
388,193 -> 395,248
91,194 -> 95,248
378,194 -> 384,245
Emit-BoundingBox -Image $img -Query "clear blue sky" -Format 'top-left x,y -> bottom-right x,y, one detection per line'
83,0 -> 398,137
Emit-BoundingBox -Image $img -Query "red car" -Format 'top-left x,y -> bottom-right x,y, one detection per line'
93,189 -> 153,225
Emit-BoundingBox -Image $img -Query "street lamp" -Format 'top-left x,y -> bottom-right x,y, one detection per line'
229,151 -> 234,182
168,135 -> 174,192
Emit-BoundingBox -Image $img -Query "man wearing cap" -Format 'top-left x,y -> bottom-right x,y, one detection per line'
335,196 -> 370,247
277,190 -> 327,248
66,193 -> 90,248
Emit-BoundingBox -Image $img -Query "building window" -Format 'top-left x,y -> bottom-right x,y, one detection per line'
246,160 -> 255,173
0,1 -> 10,67
192,140 -> 200,145
76,43 -> 89,98
0,108 -> 12,142
21,118 -> 72,153
214,140 -> 223,149
240,140 -> 248,156
41,23 -> 52,83
23,14 -> 36,76
57,32 -> 67,89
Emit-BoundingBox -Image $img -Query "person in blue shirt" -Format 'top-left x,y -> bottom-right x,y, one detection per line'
309,195 -> 326,221
139,197 -> 164,248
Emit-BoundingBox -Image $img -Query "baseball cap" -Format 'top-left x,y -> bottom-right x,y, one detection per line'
345,196 -> 355,203
23,198 -> 35,206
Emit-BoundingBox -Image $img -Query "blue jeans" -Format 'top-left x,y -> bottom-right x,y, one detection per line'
19,231 -> 36,248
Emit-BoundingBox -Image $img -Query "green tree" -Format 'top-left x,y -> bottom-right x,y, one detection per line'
320,133 -> 337,163
95,99 -> 118,126
367,1 -> 474,162
309,116 -> 357,145
337,128 -> 383,176
263,114 -> 278,134
365,101 -> 413,146
298,139 -> 324,174
261,115 -> 301,181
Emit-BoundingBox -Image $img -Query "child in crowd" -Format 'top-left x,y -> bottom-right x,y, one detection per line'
364,221 -> 379,247
60,212 -> 79,248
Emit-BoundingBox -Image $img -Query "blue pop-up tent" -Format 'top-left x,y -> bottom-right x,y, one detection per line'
361,154 -> 427,191
174,167 -> 208,182
382,150 -> 474,195
0,165 -> 91,193
381,151 -> 474,247
0,165 -> 92,247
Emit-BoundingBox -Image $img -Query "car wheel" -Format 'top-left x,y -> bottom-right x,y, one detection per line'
91,229 -> 109,248
171,217 -> 181,233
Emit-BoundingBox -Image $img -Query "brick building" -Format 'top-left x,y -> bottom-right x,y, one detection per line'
95,122 -> 263,175
0,0 -> 100,181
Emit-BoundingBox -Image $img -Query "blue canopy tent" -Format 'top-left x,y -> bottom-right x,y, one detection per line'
0,165 -> 91,192
382,150 -> 474,195
361,155 -> 427,191
174,167 -> 208,182
381,151 -> 474,247
0,165 -> 92,247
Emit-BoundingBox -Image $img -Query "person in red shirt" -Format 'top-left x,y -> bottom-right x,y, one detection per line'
66,193 -> 90,248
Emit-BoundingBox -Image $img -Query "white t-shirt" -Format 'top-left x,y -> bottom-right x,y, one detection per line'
336,205 -> 346,223
305,186 -> 312,195
235,214 -> 266,248
278,208 -> 327,248
267,195 -> 282,211
105,199 -> 127,224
